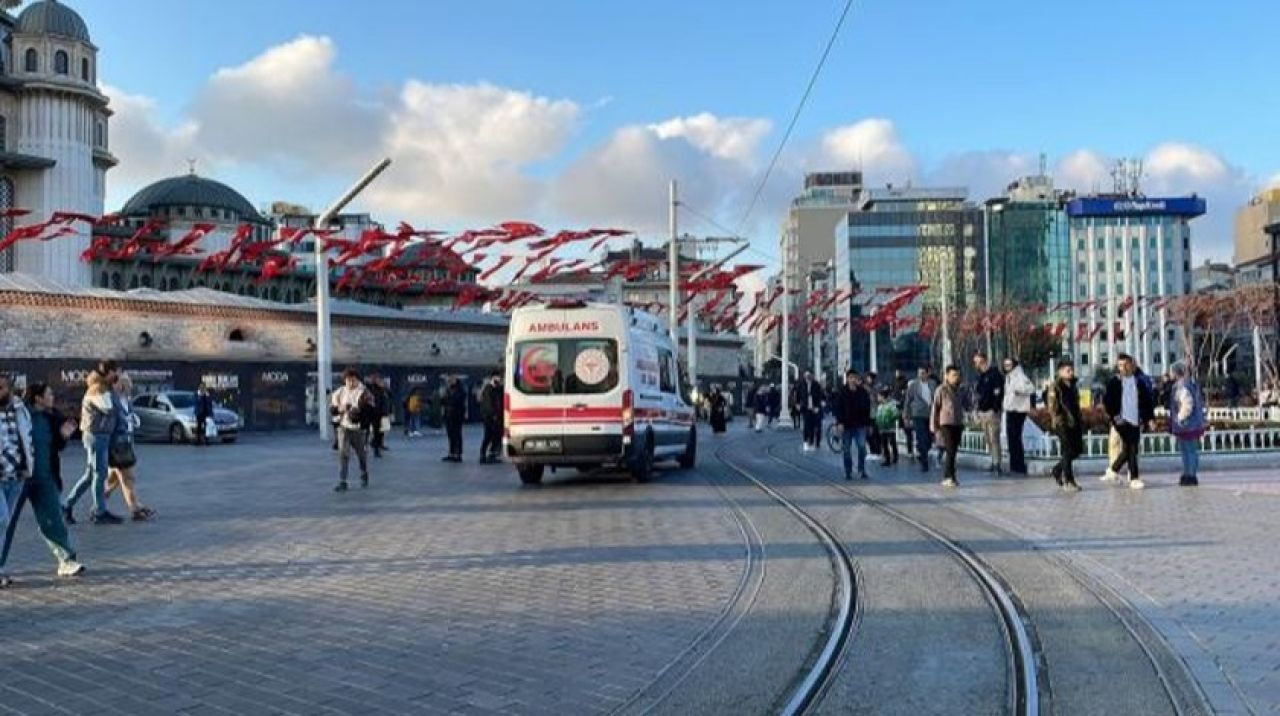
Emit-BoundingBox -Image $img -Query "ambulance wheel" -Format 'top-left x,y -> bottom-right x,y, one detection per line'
517,464 -> 544,485
631,433 -> 654,483
677,427 -> 697,469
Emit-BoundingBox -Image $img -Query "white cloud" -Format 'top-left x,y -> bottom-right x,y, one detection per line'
101,84 -> 205,204
647,113 -> 771,164
819,118 -> 916,184
929,151 -> 1037,201
1268,173 -> 1280,189
370,81 -> 580,221
1054,149 -> 1111,193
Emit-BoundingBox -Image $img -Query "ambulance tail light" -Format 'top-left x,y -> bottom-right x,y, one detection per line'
503,391 -> 511,440
622,389 -> 634,440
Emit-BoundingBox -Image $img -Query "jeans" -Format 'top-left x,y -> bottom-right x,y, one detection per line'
1178,437 -> 1200,478
912,417 -> 933,468
0,481 -> 26,566
1110,423 -> 1142,481
1,475 -> 74,570
406,413 -> 422,434
802,410 -> 821,447
337,427 -> 369,483
840,427 -> 868,478
1006,411 -> 1028,473
67,433 -> 111,516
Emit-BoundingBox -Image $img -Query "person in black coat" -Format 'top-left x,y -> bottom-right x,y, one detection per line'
365,372 -> 391,458
832,369 -> 872,480
478,373 -> 503,463
794,371 -> 826,451
1102,353 -> 1156,488
194,386 -> 215,447
442,376 -> 466,462
708,385 -> 728,434
1046,360 -> 1083,491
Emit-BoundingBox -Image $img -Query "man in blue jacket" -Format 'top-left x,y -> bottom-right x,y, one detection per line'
1102,353 -> 1155,490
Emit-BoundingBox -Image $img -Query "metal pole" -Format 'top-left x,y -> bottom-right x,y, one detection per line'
780,245 -> 793,428
941,264 -> 952,368
315,157 -> 392,441
668,180 -> 679,345
983,204 -> 993,358
1255,325 -> 1265,397
688,287 -> 697,396
869,325 -> 878,374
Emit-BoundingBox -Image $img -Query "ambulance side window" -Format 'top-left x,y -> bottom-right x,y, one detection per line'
657,348 -> 676,394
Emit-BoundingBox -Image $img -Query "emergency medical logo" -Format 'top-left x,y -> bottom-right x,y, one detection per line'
520,344 -> 558,390
574,348 -> 611,385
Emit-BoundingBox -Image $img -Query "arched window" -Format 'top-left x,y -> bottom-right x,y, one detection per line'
110,273 -> 122,290
81,57 -> 90,82
140,275 -> 151,288
24,48 -> 38,73
99,272 -> 109,287
129,275 -> 139,289
228,328 -> 246,342
54,50 -> 68,75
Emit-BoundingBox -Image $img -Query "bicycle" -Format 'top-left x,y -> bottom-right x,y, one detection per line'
826,422 -> 843,452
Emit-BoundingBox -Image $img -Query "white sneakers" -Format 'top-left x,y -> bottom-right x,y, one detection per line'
941,478 -> 958,489
1129,479 -> 1146,490
57,560 -> 85,578
802,443 -> 814,452
1100,469 -> 1118,482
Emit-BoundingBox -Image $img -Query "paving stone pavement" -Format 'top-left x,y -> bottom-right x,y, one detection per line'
0,428 -> 746,715
807,446 -> 1280,715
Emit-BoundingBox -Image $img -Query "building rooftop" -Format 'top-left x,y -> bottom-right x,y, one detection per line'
16,0 -> 90,43
121,174 -> 266,223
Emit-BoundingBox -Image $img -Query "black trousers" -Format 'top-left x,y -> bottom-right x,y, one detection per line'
1006,411 -> 1028,473
939,425 -> 963,480
371,420 -> 386,453
1053,428 -> 1082,484
903,419 -> 915,455
802,410 -> 821,446
479,417 -> 501,458
880,431 -> 898,464
445,416 -> 464,457
1110,422 -> 1142,480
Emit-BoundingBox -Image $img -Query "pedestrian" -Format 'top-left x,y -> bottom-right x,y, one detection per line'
1169,362 -> 1206,487
972,352 -> 1004,475
768,384 -> 781,426
330,368 -> 373,491
874,387 -> 900,466
905,367 -> 935,472
365,372 -> 391,458
0,378 -> 84,588
1046,360 -> 1083,492
708,385 -> 728,435
194,385 -> 214,446
442,375 -> 465,462
1001,358 -> 1036,475
1101,353 -> 1155,489
753,385 -> 770,432
865,372 -> 882,458
405,389 -> 424,437
795,371 -> 825,452
931,365 -> 966,488
893,369 -> 914,457
64,362 -> 124,525
478,373 -> 503,463
103,374 -> 154,521
832,369 -> 872,480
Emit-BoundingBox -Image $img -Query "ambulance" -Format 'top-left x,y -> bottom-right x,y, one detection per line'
504,300 -> 697,484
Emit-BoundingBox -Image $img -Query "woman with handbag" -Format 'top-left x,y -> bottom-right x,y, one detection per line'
103,374 -> 154,521
64,365 -> 124,525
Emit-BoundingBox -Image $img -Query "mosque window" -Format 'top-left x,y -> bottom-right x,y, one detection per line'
54,51 -> 68,75
94,121 -> 104,147
24,48 -> 38,73
81,58 -> 90,82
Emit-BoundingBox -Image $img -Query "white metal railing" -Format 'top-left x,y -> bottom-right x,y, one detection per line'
1153,406 -> 1280,423
960,426 -> 1280,459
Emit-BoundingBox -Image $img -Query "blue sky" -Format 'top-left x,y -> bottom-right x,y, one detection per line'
72,0 -> 1280,262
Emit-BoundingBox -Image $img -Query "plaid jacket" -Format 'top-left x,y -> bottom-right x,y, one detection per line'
0,399 -> 34,482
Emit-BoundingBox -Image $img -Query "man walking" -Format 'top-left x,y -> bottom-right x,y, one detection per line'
893,369 -> 914,457
478,373 -> 503,464
832,369 -> 872,480
194,385 -> 214,446
905,367 -> 935,472
330,368 -> 372,491
1102,353 -> 1155,489
1168,362 -> 1206,487
795,371 -> 825,452
972,352 -> 1004,474
931,365 -> 966,488
1001,358 -> 1035,474
1046,360 -> 1083,492
365,372 -> 391,458
442,375 -> 466,462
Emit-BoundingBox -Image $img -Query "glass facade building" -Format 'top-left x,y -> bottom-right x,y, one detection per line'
835,186 -> 984,373
1066,196 -> 1205,374
986,181 -> 1071,311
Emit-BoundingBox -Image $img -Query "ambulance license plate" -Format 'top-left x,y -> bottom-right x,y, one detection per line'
523,438 -> 563,453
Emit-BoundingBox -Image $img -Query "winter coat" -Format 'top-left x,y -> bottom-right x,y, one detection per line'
0,398 -> 34,482
975,366 -> 1005,413
794,379 -> 825,414
1002,366 -> 1036,413
1169,378 -> 1207,440
330,384 -> 373,431
1103,371 -> 1155,426
80,389 -> 117,436
479,382 -> 502,421
930,382 -> 965,432
443,384 -> 466,421
1047,377 -> 1082,434
904,378 -> 935,420
832,385 -> 872,429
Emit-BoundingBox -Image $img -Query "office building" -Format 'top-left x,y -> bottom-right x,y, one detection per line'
1066,194 -> 1206,373
985,173 -> 1072,312
834,185 -> 985,373
1234,188 -> 1280,265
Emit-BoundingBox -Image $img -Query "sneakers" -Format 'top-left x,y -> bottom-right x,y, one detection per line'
360,475 -> 369,488
1062,481 -> 1082,493
1179,475 -> 1199,487
57,560 -> 85,578
334,481 -> 349,493
0,572 -> 10,588
1129,479 -> 1146,490
1100,469 -> 1119,482
941,477 -> 958,488
90,511 -> 124,525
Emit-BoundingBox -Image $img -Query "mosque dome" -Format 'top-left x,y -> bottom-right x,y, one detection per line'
16,0 -> 91,43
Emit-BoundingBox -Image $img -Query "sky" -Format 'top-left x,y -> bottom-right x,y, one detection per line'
71,0 -> 1280,268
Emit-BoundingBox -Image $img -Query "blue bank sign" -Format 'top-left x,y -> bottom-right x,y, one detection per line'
1067,197 -> 1206,218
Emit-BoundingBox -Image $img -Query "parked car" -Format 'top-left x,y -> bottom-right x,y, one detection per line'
133,391 -> 241,444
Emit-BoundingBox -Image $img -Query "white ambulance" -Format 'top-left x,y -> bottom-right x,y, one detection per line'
504,300 -> 697,484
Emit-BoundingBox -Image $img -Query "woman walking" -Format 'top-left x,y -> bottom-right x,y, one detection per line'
708,385 -> 728,435
0,380 -> 84,588
103,374 -> 154,521
64,365 -> 124,524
